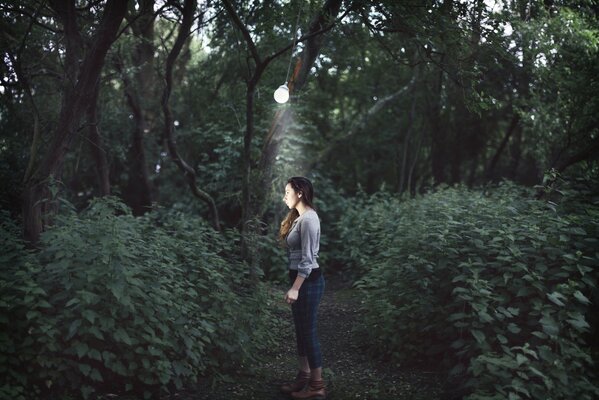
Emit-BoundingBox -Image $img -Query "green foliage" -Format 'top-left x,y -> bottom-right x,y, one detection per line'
342,183 -> 599,399
0,211 -> 44,399
0,198 -> 278,399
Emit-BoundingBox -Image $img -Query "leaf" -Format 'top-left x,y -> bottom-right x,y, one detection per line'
79,363 -> 92,376
89,326 -> 104,340
516,354 -> 528,366
567,315 -> 590,331
538,344 -> 555,360
529,366 -> 547,380
546,292 -> 566,306
90,368 -> 103,382
551,368 -> 569,385
75,342 -> 89,358
81,385 -> 94,399
449,362 -> 465,376
471,329 -> 486,343
573,290 -> 590,305
478,311 -> 494,323
65,298 -> 80,307
569,227 -> 586,235
37,300 -> 52,308
507,323 -> 521,334
521,346 -> 538,360
497,334 -> 508,344
67,319 -> 82,341
82,310 -> 96,324
540,315 -> 559,336
508,391 -> 522,399
88,349 -> 102,361
531,331 -> 548,339
507,307 -> 519,316
115,328 -> 133,345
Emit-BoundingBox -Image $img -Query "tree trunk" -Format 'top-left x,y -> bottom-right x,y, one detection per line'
508,0 -> 533,182
485,114 -> 519,179
121,0 -> 155,215
87,82 -> 111,196
398,71 -> 419,193
554,135 -> 599,173
123,77 -> 153,214
430,68 -> 446,184
407,125 -> 424,196
161,0 -> 221,231
22,0 -> 127,244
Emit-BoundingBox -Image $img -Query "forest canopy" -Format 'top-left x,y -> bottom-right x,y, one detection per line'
0,0 -> 597,239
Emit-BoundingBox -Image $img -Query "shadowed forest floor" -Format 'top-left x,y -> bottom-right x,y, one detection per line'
184,274 -> 443,400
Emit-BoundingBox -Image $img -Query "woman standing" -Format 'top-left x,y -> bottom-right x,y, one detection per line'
279,177 -> 326,399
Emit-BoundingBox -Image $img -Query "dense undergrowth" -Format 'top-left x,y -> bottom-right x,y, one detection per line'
0,197 -> 278,399
2,178 -> 598,400
338,181 -> 599,399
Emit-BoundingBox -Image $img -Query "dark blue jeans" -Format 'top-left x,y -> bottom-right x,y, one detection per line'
289,269 -> 325,369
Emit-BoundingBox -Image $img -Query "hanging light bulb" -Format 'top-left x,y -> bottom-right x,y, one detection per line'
274,83 -> 289,104
274,4 -> 303,104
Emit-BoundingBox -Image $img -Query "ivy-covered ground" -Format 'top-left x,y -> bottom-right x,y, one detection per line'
186,274 -> 442,400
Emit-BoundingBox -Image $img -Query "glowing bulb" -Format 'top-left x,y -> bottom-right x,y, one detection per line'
274,83 -> 289,103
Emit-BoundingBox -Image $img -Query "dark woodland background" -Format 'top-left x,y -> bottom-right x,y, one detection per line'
1,1 -> 598,399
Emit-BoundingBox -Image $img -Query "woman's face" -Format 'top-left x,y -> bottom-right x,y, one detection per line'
283,183 -> 301,209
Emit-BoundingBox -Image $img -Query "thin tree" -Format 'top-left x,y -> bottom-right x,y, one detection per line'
22,0 -> 128,244
161,0 -> 221,231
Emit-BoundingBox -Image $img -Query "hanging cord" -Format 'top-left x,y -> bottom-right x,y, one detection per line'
284,2 -> 303,84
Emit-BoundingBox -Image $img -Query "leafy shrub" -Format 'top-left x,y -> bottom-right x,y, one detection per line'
335,187 -> 401,279
0,211 -> 45,400
345,183 -> 599,399
1,198 -> 278,399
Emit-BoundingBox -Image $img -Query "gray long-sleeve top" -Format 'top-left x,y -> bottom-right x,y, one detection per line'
286,209 -> 320,278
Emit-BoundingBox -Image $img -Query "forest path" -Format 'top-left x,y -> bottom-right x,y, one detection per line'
189,274 -> 442,400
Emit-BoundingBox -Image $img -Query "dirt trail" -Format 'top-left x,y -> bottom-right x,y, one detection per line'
188,274 -> 442,400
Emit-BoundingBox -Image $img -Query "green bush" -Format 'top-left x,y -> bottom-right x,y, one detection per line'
335,187 -> 403,280
345,183 -> 599,399
0,211 -> 45,400
1,198 -> 278,399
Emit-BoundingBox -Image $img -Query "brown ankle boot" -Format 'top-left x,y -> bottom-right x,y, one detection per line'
291,379 -> 326,399
280,370 -> 310,394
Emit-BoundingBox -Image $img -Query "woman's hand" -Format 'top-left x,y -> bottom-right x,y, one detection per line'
285,288 -> 299,304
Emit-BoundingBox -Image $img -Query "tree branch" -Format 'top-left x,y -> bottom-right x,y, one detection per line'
161,0 -> 221,231
221,0 -> 261,65
264,6 -> 351,66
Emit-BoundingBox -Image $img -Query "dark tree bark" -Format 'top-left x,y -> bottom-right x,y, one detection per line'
507,0 -> 533,182
120,0 -> 155,215
554,134 -> 599,173
398,91 -> 417,194
430,68 -> 446,184
22,0 -> 127,244
485,114 -> 519,179
86,82 -> 111,196
407,124 -> 425,195
161,0 -> 221,231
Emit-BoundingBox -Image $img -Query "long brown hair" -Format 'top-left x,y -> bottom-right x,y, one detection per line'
279,177 -> 315,242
